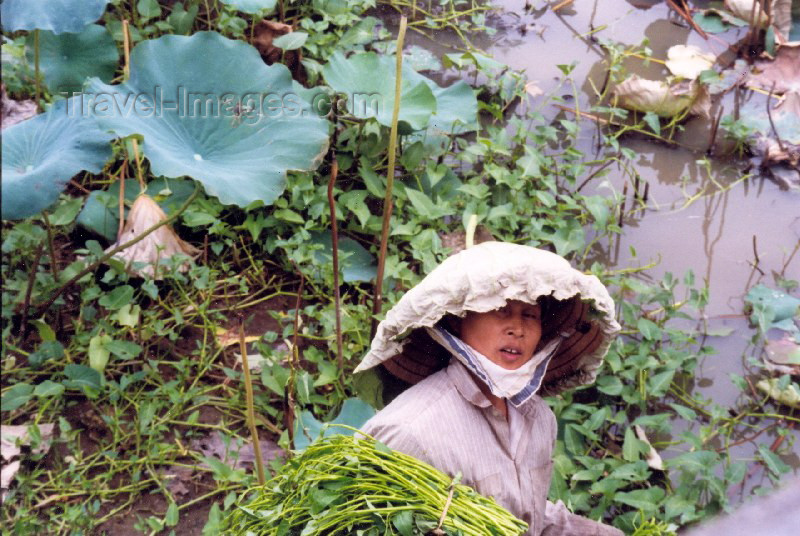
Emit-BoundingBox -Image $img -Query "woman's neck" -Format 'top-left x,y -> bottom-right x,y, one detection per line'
469,371 -> 508,419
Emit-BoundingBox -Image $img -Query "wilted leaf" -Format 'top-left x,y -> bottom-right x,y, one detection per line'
613,75 -> 710,119
665,45 -> 716,80
748,44 -> 800,95
215,326 -> 261,349
725,0 -> 770,28
764,337 -> 800,375
191,431 -> 282,470
234,352 -> 268,372
757,378 -> 800,408
105,194 -> 199,279
1,423 -> 55,461
634,425 -> 664,470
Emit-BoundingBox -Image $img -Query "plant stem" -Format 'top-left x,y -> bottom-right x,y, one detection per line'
41,211 -> 60,282
327,158 -> 344,374
34,29 -> 40,110
122,19 -> 132,81
19,242 -> 45,340
371,16 -> 407,336
239,316 -> 266,485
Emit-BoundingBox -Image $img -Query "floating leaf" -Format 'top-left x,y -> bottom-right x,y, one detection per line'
665,45 -> 716,80
219,0 -> 277,14
744,284 -> 800,335
613,75 -> 710,119
764,337 -> 800,375
0,0 -> 109,34
293,398 -> 377,451
1,97 -> 113,220
757,378 -> 800,408
86,32 -> 329,208
26,24 -> 118,95
404,45 -> 442,72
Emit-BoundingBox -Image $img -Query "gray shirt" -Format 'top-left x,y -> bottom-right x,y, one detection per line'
362,360 -> 623,536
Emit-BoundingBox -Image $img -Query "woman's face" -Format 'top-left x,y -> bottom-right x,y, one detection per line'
459,300 -> 543,370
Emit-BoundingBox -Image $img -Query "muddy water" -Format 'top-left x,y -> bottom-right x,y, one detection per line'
486,0 -> 800,470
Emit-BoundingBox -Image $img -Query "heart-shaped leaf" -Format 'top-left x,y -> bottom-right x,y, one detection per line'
309,231 -> 377,282
293,398 -> 376,451
86,32 -> 330,208
0,0 -> 109,34
27,24 -> 119,95
1,97 -> 113,220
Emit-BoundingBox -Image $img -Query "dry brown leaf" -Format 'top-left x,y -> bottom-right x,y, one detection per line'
107,194 -> 199,279
439,227 -> 495,255
748,44 -> 800,95
613,75 -> 710,118
771,0 -> 793,42
214,326 -> 260,349
524,81 -> 544,98
190,431 -> 282,471
1,460 -> 20,503
252,20 -> 306,84
765,336 -> 800,375
1,85 -> 37,129
665,45 -> 716,80
234,352 -> 268,372
1,423 -> 55,461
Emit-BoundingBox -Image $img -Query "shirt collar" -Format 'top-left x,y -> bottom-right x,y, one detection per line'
446,360 -> 541,418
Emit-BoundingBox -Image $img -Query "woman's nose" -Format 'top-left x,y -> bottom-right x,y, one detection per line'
505,315 -> 524,336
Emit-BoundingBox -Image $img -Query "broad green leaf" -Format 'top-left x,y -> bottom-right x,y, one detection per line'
392,511 -> 414,536
136,0 -> 161,19
86,32 -> 329,208
219,0 -> 277,13
1,383 -> 34,412
647,369 -> 675,396
293,398 -> 376,451
309,231 -> 377,283
614,487 -> 665,512
596,375 -> 624,396
89,334 -> 112,373
642,112 -> 661,136
105,339 -> 142,360
27,25 -> 118,94
62,364 -> 102,391
28,341 -> 65,368
98,285 -> 134,310
167,2 -> 199,35
48,196 -> 84,225
622,427 -> 643,462
34,380 -> 65,398
757,444 -> 791,475
31,320 -> 56,342
744,284 -> 800,334
1,97 -> 113,220
322,52 -> 437,132
637,318 -> 662,340
404,45 -> 442,72
0,0 -> 109,34
165,501 -> 179,527
338,17 -> 379,48
272,32 -> 308,51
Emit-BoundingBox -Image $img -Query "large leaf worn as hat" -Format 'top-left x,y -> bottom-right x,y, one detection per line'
355,242 -> 621,397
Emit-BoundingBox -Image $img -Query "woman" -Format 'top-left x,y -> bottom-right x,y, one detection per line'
356,241 -> 623,536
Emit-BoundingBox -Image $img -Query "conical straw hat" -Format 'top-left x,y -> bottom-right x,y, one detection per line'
354,242 -> 620,396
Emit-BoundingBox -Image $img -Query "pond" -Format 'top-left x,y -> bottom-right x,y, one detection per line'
487,0 -> 800,473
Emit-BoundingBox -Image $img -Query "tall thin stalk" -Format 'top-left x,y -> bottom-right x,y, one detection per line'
327,158 -> 344,373
238,316 -> 266,485
33,29 -> 40,109
371,16 -> 408,336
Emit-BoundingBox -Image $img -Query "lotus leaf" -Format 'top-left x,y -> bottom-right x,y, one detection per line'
1,97 -> 113,220
85,32 -> 329,208
310,231 -> 377,283
26,24 -> 118,95
220,0 -> 277,14
0,0 -> 109,34
77,178 -> 196,240
744,284 -> 800,336
322,51 -> 437,131
293,397 -> 376,451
